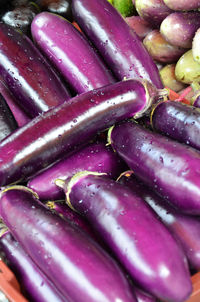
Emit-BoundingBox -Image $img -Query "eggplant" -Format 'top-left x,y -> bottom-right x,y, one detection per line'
135,0 -> 172,27
0,230 -> 66,302
118,172 -> 200,270
125,16 -> 153,41
192,28 -> 200,64
143,30 -> 185,64
31,12 -> 115,95
133,287 -> 156,302
35,0 -> 73,21
56,172 -> 192,302
0,92 -> 18,141
0,186 -> 137,302
0,22 -> 70,118
108,121 -> 200,215
72,0 -> 163,89
163,0 -> 200,11
151,100 -> 200,151
28,142 -> 124,200
159,64 -> 186,93
0,79 -> 163,186
160,12 -> 200,49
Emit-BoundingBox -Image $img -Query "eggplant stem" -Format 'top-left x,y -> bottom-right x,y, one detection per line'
1,185 -> 39,199
116,170 -> 134,182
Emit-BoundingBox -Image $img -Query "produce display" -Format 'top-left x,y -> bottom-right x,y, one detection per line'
0,0 -> 200,301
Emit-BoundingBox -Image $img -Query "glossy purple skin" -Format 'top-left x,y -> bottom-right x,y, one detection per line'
28,142 -> 124,200
31,12 -> 115,94
134,286 -> 156,302
119,173 -> 200,270
0,93 -> 17,141
0,187 -> 136,302
66,173 -> 191,302
0,79 -> 158,186
0,231 -> 66,302
135,0 -> 172,27
72,0 -> 163,89
194,95 -> 200,108
152,100 -> 200,151
110,121 -> 200,215
163,0 -> 200,11
160,12 -> 200,49
0,22 -> 70,118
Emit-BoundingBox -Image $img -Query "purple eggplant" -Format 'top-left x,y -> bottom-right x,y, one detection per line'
163,0 -> 200,11
31,12 -> 115,95
159,64 -> 186,93
0,22 -> 70,118
151,100 -> 200,151
160,12 -> 200,49
125,16 -> 153,41
133,286 -> 156,302
35,0 -> 73,21
0,92 -> 18,141
143,30 -> 185,64
0,79 -> 163,186
109,121 -> 200,215
0,230 -> 66,302
118,172 -> 200,270
56,172 -> 192,302
28,142 -> 124,200
72,0 -> 163,89
0,186 -> 137,302
135,0 -> 172,27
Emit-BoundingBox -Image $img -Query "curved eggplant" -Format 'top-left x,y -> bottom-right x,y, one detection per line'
31,12 -> 115,95
72,0 -> 163,89
109,121 -> 200,215
0,79 -> 162,186
0,22 -> 70,118
0,186 -> 137,302
163,0 -> 200,11
57,172 -> 192,302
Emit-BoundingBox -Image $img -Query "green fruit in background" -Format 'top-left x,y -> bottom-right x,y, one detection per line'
113,0 -> 135,17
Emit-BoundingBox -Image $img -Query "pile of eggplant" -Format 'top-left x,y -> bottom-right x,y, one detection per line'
1,0 -> 200,301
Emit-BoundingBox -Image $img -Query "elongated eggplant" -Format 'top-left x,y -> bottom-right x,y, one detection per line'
0,92 -> 18,141
31,12 -> 115,95
28,142 -> 124,200
0,186 -> 137,302
0,22 -> 70,118
163,0 -> 200,11
160,12 -> 200,49
109,121 -> 200,215
0,230 -> 66,302
159,64 -> 186,92
56,172 -> 192,302
125,16 -> 153,41
143,30 -> 185,64
135,0 -> 172,27
0,79 -> 163,186
72,0 -> 163,89
151,100 -> 200,151
118,172 -> 200,270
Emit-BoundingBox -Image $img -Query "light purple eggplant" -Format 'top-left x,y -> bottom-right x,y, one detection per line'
163,0 -> 200,11
35,0 -> 73,21
0,79 -> 163,186
0,186 -> 137,302
151,100 -> 200,151
56,172 -> 192,302
160,12 -> 200,49
125,16 -> 153,40
109,121 -> 200,215
135,0 -> 172,27
0,22 -> 70,118
118,172 -> 200,270
31,12 -> 115,95
28,142 -> 125,200
0,230 -> 66,302
72,0 -> 163,89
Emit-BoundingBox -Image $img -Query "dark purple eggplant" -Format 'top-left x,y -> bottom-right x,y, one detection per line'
28,142 -> 124,200
0,186 -> 137,302
35,0 -> 73,21
159,64 -> 186,92
0,79 -> 164,186
133,286 -> 156,302
56,172 -> 192,302
125,16 -> 153,41
135,0 -> 172,27
108,121 -> 200,215
151,100 -> 200,151
0,230 -> 66,302
160,12 -> 200,49
31,12 -> 115,95
143,30 -> 185,64
118,171 -> 200,270
0,22 -> 70,118
163,0 -> 200,11
0,92 -> 18,141
72,0 -> 163,89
